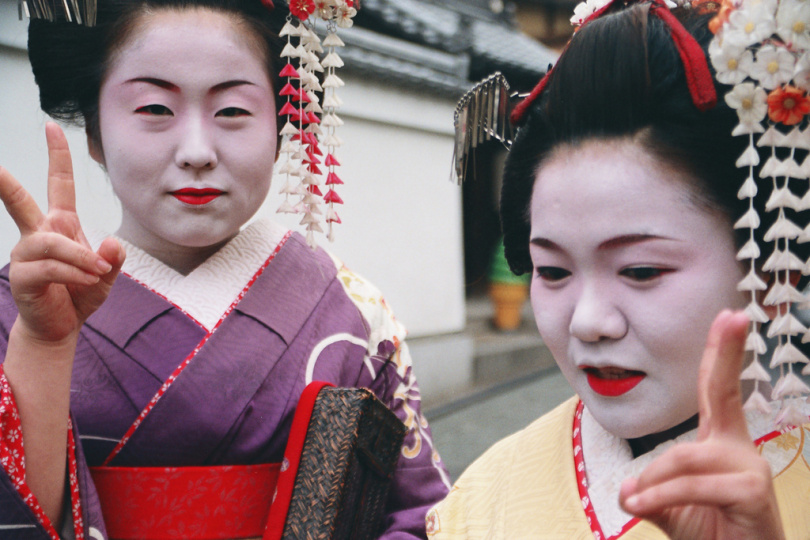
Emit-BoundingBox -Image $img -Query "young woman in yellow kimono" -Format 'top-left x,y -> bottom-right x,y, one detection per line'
427,1 -> 810,538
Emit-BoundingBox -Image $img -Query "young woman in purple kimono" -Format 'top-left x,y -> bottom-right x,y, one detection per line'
0,1 -> 450,538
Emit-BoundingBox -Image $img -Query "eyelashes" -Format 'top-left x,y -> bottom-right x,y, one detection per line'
135,104 -> 173,116
534,266 -> 675,284
619,266 -> 675,282
134,106 -> 252,117
216,107 -> 250,117
535,266 -> 572,282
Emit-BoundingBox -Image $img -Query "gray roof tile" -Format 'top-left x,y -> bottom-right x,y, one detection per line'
343,0 -> 557,94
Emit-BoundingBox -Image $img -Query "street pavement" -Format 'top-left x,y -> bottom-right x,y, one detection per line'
425,367 -> 574,483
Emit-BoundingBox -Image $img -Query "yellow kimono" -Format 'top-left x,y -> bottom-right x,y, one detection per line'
426,397 -> 810,539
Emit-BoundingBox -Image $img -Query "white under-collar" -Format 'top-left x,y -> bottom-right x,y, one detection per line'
580,406 -> 696,537
104,219 -> 289,332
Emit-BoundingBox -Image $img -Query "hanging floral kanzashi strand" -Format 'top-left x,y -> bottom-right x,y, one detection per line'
276,0 -> 356,248
710,0 -> 810,427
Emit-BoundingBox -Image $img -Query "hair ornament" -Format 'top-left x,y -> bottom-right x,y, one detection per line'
450,72 -> 520,184
453,0 -> 715,185
19,0 -> 356,249
275,0 -> 357,248
711,0 -> 810,426
19,0 -> 96,25
511,0 -> 716,127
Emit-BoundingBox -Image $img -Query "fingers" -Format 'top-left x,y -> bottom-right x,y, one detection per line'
620,467 -> 773,518
0,123 -> 80,238
622,441 -> 762,495
11,258 -> 102,291
697,310 -> 750,441
13,232 -> 113,276
96,237 -> 126,286
0,166 -> 45,235
620,437 -> 776,531
65,238 -> 126,323
45,122 -> 77,214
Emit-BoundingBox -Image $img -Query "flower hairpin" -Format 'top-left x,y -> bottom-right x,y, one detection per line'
710,0 -> 810,427
570,0 -> 687,25
275,0 -> 357,248
512,0 -> 716,128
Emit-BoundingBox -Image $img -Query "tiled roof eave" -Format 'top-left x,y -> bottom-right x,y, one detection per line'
340,45 -> 472,98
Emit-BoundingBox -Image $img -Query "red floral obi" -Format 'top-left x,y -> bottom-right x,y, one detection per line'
90,463 -> 281,539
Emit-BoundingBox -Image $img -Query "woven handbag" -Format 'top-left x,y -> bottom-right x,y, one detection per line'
264,382 -> 407,540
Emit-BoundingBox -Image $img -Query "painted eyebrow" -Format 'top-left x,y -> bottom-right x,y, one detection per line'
598,234 -> 672,250
125,78 -> 258,93
126,77 -> 179,91
530,234 -> 673,251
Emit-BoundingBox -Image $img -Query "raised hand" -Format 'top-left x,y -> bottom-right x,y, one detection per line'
619,310 -> 784,540
0,123 -> 126,526
0,122 -> 124,344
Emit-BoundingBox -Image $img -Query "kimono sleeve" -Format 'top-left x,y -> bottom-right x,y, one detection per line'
370,340 -> 453,540
332,261 -> 452,539
0,273 -> 106,539
0,367 -> 84,539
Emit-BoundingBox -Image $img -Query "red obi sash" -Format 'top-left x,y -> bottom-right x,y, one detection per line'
89,382 -> 334,539
90,463 -> 280,539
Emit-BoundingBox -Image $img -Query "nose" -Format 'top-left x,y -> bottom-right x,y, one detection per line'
569,284 -> 627,342
175,115 -> 217,170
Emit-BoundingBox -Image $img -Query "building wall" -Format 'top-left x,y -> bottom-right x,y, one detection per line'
0,7 -> 467,352
513,1 -> 574,50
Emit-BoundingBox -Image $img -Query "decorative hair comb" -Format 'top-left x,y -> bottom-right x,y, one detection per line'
451,72 -> 522,184
19,0 -> 96,25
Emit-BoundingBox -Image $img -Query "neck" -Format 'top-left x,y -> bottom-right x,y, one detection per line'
627,414 -> 699,458
142,242 -> 229,276
117,228 -> 234,276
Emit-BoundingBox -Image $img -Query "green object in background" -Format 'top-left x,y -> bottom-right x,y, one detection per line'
488,238 -> 531,285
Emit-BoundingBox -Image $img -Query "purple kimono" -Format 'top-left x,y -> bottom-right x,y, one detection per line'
0,227 -> 450,539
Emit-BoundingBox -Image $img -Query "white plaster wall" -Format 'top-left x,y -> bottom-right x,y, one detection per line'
269,74 -> 467,337
0,10 -> 465,337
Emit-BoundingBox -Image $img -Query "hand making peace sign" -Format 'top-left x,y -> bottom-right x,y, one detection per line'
0,122 -> 124,345
619,310 -> 785,539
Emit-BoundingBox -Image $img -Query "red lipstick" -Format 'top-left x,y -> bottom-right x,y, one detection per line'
171,188 -> 224,205
584,367 -> 645,397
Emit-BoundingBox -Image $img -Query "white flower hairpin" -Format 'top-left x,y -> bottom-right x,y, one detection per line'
711,0 -> 810,427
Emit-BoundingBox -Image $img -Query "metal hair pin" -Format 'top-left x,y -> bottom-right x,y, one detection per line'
19,0 -> 96,26
451,72 -> 523,184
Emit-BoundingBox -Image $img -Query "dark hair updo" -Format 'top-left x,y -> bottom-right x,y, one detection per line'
500,3 -> 809,277
27,0 -> 288,149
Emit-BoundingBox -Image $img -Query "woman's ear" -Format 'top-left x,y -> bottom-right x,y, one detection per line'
86,127 -> 105,165
759,270 -> 802,320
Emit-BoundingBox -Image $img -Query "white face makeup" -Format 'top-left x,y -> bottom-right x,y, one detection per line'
95,9 -> 278,269
529,139 -> 746,439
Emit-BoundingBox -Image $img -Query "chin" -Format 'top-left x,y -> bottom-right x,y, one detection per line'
594,417 -> 653,440
583,397 -> 685,440
169,228 -> 239,250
